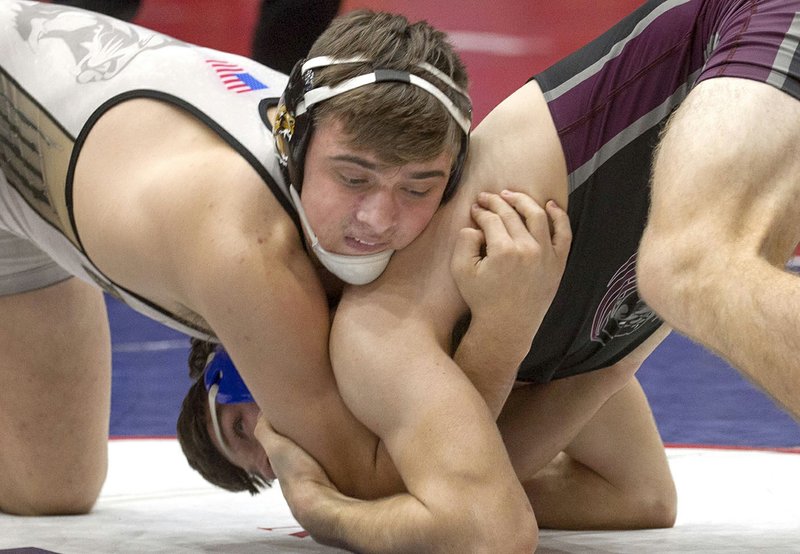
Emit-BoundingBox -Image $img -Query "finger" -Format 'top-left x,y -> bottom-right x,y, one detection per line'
498,190 -> 551,242
545,200 -> 572,258
477,192 -> 533,241
255,418 -> 297,464
255,419 -> 324,483
254,418 -> 286,458
254,416 -> 272,443
470,201 -> 514,248
451,226 -> 485,275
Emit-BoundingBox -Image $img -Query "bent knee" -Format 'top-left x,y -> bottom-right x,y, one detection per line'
637,228 -> 692,317
0,470 -> 106,516
627,478 -> 678,529
2,489 -> 101,516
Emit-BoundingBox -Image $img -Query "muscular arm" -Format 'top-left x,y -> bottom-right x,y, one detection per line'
323,230 -> 538,552
444,82 -> 569,418
190,207 -> 404,499
79,99 -> 405,498
638,78 -> 800,419
451,193 -> 571,417
263,81 -> 570,551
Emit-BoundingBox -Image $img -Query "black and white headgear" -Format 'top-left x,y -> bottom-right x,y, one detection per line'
272,56 -> 472,202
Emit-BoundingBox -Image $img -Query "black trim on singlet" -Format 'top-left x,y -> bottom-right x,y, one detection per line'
535,0 -> 693,94
59,89 -> 303,337
65,89 -> 301,250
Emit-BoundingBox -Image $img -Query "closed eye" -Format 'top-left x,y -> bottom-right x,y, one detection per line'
403,187 -> 432,198
233,416 -> 245,439
340,175 -> 369,187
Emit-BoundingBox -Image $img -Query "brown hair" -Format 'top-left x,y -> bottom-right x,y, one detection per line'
176,339 -> 268,495
308,10 -> 470,170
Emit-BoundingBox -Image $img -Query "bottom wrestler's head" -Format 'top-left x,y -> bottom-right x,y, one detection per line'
177,340 -> 272,494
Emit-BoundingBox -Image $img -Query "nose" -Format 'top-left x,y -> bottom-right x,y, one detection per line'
355,190 -> 396,236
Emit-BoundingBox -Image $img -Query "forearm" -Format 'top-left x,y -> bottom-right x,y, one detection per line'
449,191 -> 570,419
326,299 -> 538,551
298,490 -> 452,553
453,314 -> 530,418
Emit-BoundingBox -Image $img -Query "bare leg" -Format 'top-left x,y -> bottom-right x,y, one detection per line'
499,326 -> 676,529
639,78 -> 800,419
0,278 -> 111,515
524,378 -> 676,529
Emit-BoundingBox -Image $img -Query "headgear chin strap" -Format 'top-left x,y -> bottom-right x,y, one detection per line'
273,55 -> 471,201
203,347 -> 255,461
288,185 -> 394,285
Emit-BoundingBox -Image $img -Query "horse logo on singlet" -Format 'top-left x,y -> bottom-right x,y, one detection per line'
13,1 -> 180,83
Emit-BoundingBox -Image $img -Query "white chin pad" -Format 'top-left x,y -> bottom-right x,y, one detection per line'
289,185 -> 394,285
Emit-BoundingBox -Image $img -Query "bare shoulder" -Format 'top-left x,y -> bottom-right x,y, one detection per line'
338,80 -> 570,343
73,97 -> 299,311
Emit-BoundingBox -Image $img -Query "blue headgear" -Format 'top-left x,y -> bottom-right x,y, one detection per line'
203,347 -> 254,405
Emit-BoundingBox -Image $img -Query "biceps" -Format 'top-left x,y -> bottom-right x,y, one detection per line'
331,319 -> 503,497
331,309 -> 474,449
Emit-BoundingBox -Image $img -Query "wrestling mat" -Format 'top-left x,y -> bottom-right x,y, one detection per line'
1,440 -> 798,553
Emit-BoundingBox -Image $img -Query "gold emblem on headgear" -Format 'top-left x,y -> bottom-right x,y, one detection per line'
273,104 -> 295,164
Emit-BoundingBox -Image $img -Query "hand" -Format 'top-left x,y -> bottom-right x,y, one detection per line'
451,190 -> 571,351
255,417 -> 345,548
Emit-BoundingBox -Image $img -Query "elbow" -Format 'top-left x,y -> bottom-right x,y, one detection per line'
502,511 -> 540,553
435,491 -> 539,553
473,510 -> 538,554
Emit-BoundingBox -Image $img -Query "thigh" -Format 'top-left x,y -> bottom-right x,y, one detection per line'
524,377 -> 676,529
647,77 -> 800,264
640,77 -> 800,414
499,325 -> 670,479
0,277 -> 111,515
559,376 -> 672,494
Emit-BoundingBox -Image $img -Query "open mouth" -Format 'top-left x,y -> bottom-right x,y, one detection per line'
345,236 -> 389,253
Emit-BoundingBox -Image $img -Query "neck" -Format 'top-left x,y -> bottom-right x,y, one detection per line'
311,253 -> 345,310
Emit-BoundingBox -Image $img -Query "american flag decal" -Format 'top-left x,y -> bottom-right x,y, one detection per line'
206,59 -> 268,93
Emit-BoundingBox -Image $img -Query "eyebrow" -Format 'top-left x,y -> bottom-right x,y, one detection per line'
330,154 -> 447,180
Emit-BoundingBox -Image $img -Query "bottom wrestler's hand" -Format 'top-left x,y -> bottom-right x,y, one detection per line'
255,417 -> 345,548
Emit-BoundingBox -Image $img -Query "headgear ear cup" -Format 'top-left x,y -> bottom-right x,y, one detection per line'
443,131 -> 469,202
273,57 -> 471,200
274,58 -> 314,189
203,347 -> 255,404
